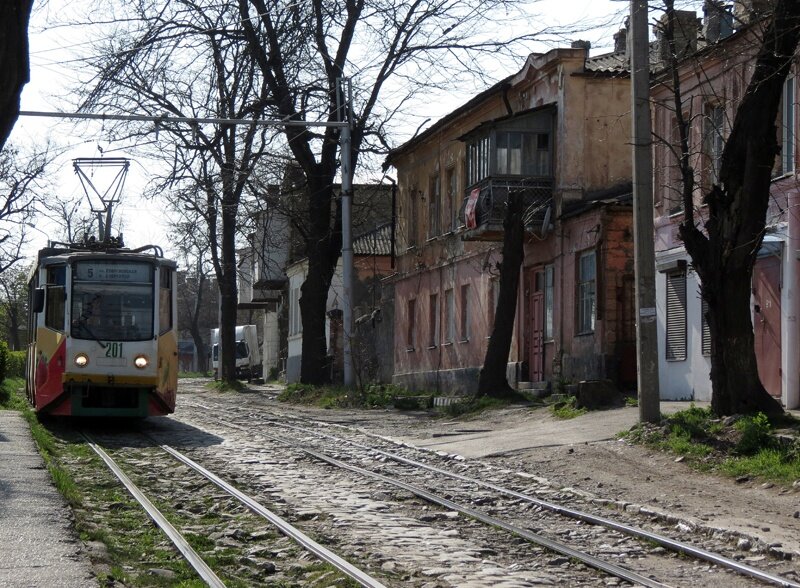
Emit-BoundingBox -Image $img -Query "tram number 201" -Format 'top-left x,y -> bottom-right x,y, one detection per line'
105,342 -> 123,358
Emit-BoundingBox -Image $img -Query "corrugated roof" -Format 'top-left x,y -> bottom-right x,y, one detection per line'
354,222 -> 392,256
585,51 -> 629,74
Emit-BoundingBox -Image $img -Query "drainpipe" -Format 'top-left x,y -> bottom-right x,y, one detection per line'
386,175 -> 397,269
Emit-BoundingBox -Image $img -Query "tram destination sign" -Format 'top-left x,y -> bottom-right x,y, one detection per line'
74,261 -> 151,282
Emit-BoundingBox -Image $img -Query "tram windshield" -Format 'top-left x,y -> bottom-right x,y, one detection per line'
71,260 -> 155,341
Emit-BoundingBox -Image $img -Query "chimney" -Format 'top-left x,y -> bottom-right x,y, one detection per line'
571,40 -> 591,52
613,25 -> 628,54
703,1 -> 733,43
733,0 -> 774,26
655,10 -> 699,65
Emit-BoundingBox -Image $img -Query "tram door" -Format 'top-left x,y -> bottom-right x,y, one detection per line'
524,268 -> 545,383
753,254 -> 782,398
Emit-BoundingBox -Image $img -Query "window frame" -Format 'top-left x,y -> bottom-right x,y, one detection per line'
543,264 -> 554,340
576,250 -> 597,335
428,173 -> 441,239
406,297 -> 416,351
444,288 -> 455,344
428,292 -> 439,348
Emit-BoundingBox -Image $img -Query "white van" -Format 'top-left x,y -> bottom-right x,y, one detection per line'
211,325 -> 261,381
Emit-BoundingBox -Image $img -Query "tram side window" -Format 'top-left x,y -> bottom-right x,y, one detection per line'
45,266 -> 66,331
159,267 -> 173,334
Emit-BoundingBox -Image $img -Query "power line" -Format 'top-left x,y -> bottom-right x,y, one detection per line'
19,110 -> 347,129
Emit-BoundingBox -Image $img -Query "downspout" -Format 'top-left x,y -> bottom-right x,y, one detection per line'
387,176 -> 397,269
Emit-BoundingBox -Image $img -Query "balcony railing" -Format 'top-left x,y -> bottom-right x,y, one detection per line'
459,177 -> 554,241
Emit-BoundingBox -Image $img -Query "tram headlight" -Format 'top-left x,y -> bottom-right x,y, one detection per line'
74,353 -> 89,368
134,355 -> 149,369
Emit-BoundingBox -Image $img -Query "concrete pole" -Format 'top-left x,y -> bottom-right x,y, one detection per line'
630,0 -> 661,422
339,78 -> 355,387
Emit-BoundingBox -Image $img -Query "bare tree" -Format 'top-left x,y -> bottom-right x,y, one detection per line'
238,0 -> 554,384
0,266 -> 28,350
79,0 -> 279,384
0,144 -> 48,272
171,211 -> 217,374
659,0 -> 800,415
0,0 -> 34,149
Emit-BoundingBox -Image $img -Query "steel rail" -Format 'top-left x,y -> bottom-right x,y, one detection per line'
206,420 -> 668,588
83,436 -> 227,588
276,420 -> 800,588
157,444 -> 388,588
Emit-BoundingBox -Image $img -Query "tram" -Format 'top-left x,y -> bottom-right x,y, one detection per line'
25,238 -> 178,417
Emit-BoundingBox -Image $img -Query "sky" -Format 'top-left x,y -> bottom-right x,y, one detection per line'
11,0 -> 629,260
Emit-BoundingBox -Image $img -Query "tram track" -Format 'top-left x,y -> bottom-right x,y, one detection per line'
175,396 -> 800,587
82,429 -> 387,588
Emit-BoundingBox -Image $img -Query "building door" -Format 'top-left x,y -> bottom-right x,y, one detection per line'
753,254 -> 782,398
525,268 -> 545,382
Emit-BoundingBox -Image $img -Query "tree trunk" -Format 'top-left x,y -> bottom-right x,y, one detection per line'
478,191 -> 525,398
0,0 -> 33,149
677,0 -> 800,416
299,178 -> 341,385
218,165 -> 240,384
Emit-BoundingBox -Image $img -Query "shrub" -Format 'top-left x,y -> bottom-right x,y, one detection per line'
734,412 -> 774,455
7,351 -> 26,379
0,341 -> 8,382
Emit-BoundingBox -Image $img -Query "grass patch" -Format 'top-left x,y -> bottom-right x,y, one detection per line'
0,376 -> 28,411
439,396 -> 510,418
277,382 -> 414,409
551,396 -> 587,420
206,379 -> 246,393
622,405 -> 800,486
178,371 -> 212,379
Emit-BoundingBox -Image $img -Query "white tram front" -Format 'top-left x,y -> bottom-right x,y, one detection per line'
26,241 -> 178,417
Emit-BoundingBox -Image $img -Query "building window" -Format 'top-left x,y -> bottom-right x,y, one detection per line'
666,270 -> 687,361
495,131 -> 551,177
428,174 -> 440,238
544,264 -> 554,340
704,104 -> 724,186
668,116 -> 685,215
408,188 -> 419,247
701,296 -> 711,356
428,293 -> 439,348
467,136 -> 491,186
406,298 -> 416,350
289,286 -> 302,336
446,167 -> 457,232
444,288 -> 455,343
576,251 -> 596,334
459,283 -> 470,341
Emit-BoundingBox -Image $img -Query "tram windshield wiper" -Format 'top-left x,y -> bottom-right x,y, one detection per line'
74,316 -> 108,349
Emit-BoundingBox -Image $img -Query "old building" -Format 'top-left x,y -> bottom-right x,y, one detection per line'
651,2 -> 800,409
385,41 -> 637,396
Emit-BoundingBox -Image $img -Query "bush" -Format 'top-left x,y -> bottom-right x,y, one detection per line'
734,412 -> 774,455
0,341 -> 8,383
7,351 -> 26,379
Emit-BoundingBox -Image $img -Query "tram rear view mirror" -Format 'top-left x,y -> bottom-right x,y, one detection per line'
32,288 -> 45,313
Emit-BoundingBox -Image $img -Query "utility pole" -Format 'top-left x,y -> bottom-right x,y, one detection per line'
630,0 -> 661,422
338,77 -> 355,388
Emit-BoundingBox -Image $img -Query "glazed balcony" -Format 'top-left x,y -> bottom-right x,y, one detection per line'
459,176 -> 554,241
